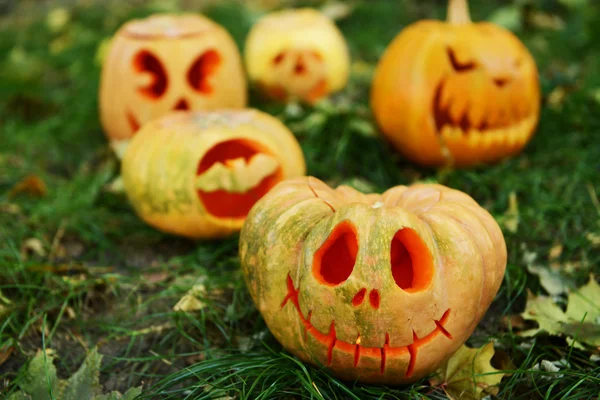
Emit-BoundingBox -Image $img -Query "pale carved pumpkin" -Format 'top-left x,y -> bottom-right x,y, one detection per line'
99,14 -> 247,153
244,8 -> 350,103
121,110 -> 305,239
240,177 -> 506,384
371,0 -> 540,167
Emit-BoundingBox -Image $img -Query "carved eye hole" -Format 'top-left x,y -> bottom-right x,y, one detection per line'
272,52 -> 285,65
313,221 -> 358,286
446,47 -> 476,72
187,50 -> 221,94
390,228 -> 434,292
133,50 -> 168,99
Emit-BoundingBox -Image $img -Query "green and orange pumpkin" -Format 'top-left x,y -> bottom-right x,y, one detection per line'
121,109 -> 305,239
240,177 -> 506,383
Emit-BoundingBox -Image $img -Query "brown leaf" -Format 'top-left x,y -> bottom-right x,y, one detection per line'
8,174 -> 48,198
0,344 -> 14,367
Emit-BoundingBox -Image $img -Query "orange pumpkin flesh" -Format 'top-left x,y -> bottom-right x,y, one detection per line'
240,177 -> 507,384
196,139 -> 284,219
370,0 -> 540,167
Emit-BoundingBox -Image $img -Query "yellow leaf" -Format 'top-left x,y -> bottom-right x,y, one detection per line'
520,276 -> 600,346
430,343 -> 505,400
520,291 -> 567,337
173,284 -> 207,312
195,154 -> 279,193
565,275 -> 600,324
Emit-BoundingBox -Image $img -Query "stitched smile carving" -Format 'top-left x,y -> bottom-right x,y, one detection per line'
281,273 -> 453,377
240,177 -> 507,384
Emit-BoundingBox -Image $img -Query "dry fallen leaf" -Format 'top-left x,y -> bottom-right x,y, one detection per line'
520,275 -> 600,346
8,174 -> 48,198
173,283 -> 208,312
430,343 -> 505,400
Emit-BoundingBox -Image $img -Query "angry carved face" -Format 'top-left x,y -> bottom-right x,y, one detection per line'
100,14 -> 247,144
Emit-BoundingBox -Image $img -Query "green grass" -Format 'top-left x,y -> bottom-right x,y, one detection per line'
1,0 -> 600,398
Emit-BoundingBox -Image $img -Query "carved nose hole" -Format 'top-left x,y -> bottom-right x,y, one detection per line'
352,288 -> 366,307
174,98 -> 189,111
493,78 -> 509,88
272,52 -> 285,65
369,289 -> 380,309
294,56 -> 307,75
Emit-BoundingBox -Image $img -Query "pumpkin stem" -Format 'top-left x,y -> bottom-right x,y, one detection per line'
447,0 -> 471,24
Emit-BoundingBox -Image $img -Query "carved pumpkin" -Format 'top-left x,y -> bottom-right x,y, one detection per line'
244,8 -> 350,103
371,0 -> 540,167
240,177 -> 506,383
99,14 -> 247,152
121,110 -> 305,239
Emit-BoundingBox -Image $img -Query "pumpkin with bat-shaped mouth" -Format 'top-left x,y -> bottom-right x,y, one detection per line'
121,110 -> 305,239
240,177 -> 506,383
244,8 -> 350,103
371,0 -> 540,167
99,13 -> 247,154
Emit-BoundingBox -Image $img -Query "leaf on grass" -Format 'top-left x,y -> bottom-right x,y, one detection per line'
520,275 -> 600,346
7,348 -> 141,400
173,283 -> 208,312
501,191 -> 519,233
8,175 -> 48,198
430,343 -> 505,400
523,247 -> 570,295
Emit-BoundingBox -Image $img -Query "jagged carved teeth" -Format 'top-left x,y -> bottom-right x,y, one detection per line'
195,154 -> 279,193
432,79 -> 531,137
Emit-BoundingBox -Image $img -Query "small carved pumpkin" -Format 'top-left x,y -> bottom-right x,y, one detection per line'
371,0 -> 540,167
240,177 -> 506,384
121,110 -> 305,239
99,14 -> 247,150
244,8 -> 350,103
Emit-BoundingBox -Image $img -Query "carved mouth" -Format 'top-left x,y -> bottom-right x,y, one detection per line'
281,274 -> 452,377
196,139 -> 283,219
431,78 -> 536,145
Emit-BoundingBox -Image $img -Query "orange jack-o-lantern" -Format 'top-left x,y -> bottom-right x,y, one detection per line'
121,110 -> 305,239
371,0 -> 540,167
240,177 -> 506,384
99,14 -> 247,150
244,8 -> 350,103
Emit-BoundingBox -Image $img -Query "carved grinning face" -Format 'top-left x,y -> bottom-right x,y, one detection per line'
99,14 -> 247,143
240,177 -> 507,384
431,28 -> 538,145
370,8 -> 541,167
195,138 -> 283,219
283,221 -> 452,378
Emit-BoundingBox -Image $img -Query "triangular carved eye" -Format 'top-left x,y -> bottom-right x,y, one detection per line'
133,50 -> 168,99
187,50 -> 221,94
